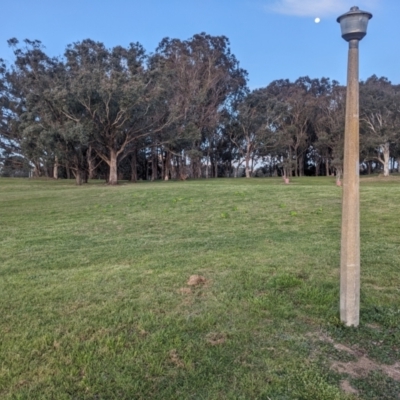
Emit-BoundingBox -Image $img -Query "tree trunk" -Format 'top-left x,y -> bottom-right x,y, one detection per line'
182,153 -> 188,180
191,157 -> 195,178
315,160 -> 320,177
198,157 -> 202,178
298,154 -> 304,177
66,163 -> 71,179
287,148 -> 292,178
382,142 -> 390,177
33,161 -> 41,178
87,146 -> 95,179
175,156 -> 180,180
151,147 -> 157,181
251,155 -> 255,177
292,148 -> 297,177
325,159 -> 330,176
72,169 -> 83,185
164,151 -> 170,181
161,150 -> 165,180
245,143 -> 251,178
108,149 -> 118,185
53,156 -> 58,179
245,155 -> 251,178
336,167 -> 342,184
145,157 -> 149,181
131,151 -> 137,182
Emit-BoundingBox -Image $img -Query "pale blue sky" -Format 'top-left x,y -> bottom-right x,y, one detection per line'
1,0 -> 398,89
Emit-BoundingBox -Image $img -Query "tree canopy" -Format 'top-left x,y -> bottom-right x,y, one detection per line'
1,36 -> 399,182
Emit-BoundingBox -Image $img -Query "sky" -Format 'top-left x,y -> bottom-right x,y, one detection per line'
1,0 -> 399,89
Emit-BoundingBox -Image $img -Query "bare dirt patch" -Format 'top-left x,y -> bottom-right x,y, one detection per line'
317,332 -> 362,356
333,355 -> 379,378
169,349 -> 185,368
384,363 -> 400,381
340,379 -> 359,395
316,331 -> 400,383
333,342 -> 358,355
333,357 -> 400,381
187,275 -> 207,286
206,332 -> 227,346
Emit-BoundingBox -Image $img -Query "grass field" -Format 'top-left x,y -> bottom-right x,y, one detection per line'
0,176 -> 399,399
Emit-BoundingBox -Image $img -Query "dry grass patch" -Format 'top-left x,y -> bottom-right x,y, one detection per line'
177,287 -> 192,294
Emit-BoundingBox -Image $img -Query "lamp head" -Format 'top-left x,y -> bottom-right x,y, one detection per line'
337,6 -> 372,42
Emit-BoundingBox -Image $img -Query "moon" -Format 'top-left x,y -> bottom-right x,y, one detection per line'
315,17 -> 321,23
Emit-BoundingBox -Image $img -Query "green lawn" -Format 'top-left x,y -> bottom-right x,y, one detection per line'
0,177 -> 399,399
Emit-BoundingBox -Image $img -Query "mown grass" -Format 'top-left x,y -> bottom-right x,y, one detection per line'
0,176 -> 399,399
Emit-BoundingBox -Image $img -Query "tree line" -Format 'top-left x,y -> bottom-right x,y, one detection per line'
1,34 -> 399,184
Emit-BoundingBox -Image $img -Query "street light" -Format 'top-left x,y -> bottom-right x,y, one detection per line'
337,6 -> 372,327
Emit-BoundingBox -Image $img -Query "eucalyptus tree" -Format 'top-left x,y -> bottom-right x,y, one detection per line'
0,58 -> 15,160
265,77 -> 337,177
61,39 -> 178,185
0,59 -> 8,144
4,39 -> 59,177
312,81 -> 346,178
0,48 -> 38,169
0,59 -> 18,174
227,88 -> 283,178
72,41 -> 180,183
360,75 -> 400,176
5,39 -> 92,183
154,33 -> 247,178
266,78 -> 308,176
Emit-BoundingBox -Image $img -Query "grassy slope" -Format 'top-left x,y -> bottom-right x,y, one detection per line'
0,177 -> 399,399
